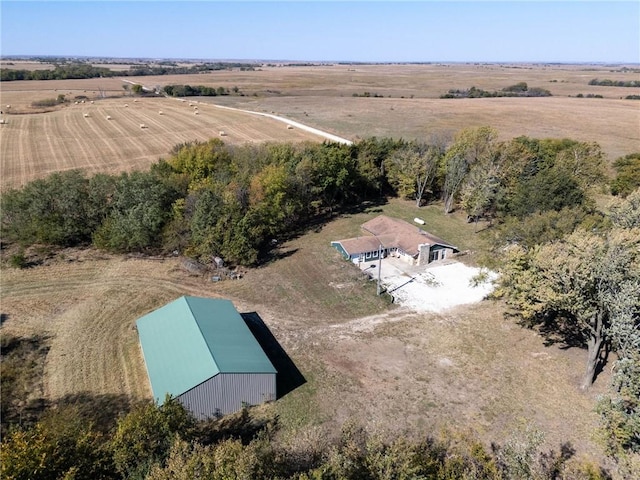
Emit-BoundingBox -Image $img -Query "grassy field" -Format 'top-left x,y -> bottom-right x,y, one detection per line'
1,63 -> 633,466
0,198 -> 610,464
1,63 -> 638,190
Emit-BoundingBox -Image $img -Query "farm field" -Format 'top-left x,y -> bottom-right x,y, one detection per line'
0,95 -> 326,190
0,199 -> 611,465
1,63 -> 638,191
1,62 -> 637,470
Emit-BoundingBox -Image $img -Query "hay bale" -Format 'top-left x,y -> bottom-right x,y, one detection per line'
286,124 -> 293,129
194,111 -> 199,115
83,113 -> 89,118
139,123 -> 146,129
124,104 -> 129,107
106,115 -> 112,120
158,111 -> 163,115
219,130 -> 226,136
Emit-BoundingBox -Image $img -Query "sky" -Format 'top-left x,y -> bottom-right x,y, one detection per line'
1,1 -> 638,63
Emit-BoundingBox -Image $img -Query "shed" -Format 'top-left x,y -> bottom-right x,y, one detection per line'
136,296 -> 277,419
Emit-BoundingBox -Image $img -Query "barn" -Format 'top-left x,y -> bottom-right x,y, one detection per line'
136,296 -> 277,419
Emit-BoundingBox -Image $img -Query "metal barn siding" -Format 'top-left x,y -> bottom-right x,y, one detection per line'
178,373 -> 276,420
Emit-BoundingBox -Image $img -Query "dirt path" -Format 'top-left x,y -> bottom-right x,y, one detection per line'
167,96 -> 353,145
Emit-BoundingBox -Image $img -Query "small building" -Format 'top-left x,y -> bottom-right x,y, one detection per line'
331,215 -> 458,266
136,296 -> 277,419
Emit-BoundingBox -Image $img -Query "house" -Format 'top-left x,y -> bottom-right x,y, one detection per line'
136,296 -> 277,420
331,215 -> 458,266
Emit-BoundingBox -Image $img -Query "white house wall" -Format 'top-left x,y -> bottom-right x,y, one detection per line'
178,373 -> 276,420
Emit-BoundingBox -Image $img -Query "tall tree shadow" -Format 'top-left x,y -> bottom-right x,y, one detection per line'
241,312 -> 306,398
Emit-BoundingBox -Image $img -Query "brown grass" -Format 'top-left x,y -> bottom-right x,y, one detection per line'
0,64 -> 630,464
0,198 -> 610,463
1,64 -> 638,189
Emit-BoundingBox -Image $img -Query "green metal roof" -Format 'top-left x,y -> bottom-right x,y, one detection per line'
136,296 -> 276,402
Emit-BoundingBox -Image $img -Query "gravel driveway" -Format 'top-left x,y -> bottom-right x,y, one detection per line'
360,257 -> 497,313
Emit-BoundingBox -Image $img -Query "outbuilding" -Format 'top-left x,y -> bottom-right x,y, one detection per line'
136,296 -> 277,419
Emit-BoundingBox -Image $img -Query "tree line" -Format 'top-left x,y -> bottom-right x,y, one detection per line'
162,85 -> 240,97
1,392 -> 611,480
2,130 -> 632,266
589,78 -> 640,87
441,83 -> 552,98
0,62 -> 257,82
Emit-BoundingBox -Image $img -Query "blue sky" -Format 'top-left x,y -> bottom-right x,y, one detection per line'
1,1 -> 638,63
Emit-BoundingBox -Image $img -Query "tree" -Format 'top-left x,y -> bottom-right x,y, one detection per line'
93,171 -> 178,252
441,126 -> 498,213
498,227 -> 640,389
386,141 -> 442,207
0,405 -> 114,480
460,159 -> 500,230
110,397 -> 195,479
0,170 -> 109,246
609,188 -> 640,229
611,153 -> 640,198
554,141 -> 605,191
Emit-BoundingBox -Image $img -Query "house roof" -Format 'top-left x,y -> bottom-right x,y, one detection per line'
335,215 -> 457,257
334,236 -> 383,256
136,296 -> 276,402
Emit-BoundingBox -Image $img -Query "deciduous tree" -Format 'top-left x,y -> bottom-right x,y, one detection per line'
386,141 -> 442,207
442,127 -> 498,213
498,227 -> 640,389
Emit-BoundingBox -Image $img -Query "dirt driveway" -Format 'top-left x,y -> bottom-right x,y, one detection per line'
360,257 -> 497,312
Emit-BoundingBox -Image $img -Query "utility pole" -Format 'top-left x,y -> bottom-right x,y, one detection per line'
377,244 -> 382,295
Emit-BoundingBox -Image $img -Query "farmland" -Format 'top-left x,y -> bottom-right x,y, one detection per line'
0,94 -> 325,190
1,63 -> 639,190
1,62 -> 639,471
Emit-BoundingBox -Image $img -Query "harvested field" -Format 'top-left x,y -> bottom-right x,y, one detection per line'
0,96 -> 327,190
129,63 -> 640,160
1,63 -> 638,189
215,96 -> 640,162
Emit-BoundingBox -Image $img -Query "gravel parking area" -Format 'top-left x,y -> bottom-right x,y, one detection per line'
360,257 -> 497,312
